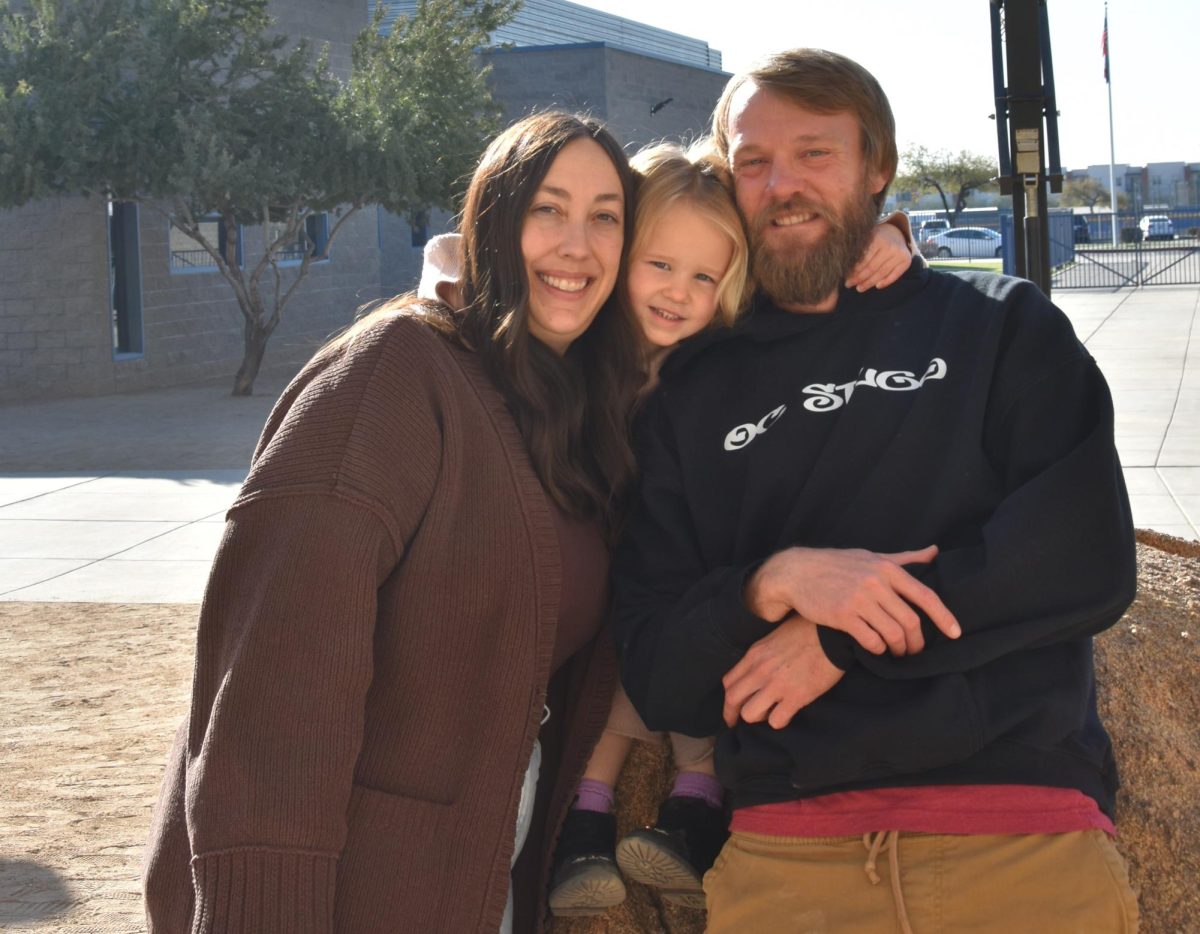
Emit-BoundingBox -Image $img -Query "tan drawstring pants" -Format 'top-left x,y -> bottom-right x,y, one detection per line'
703,828 -> 1138,933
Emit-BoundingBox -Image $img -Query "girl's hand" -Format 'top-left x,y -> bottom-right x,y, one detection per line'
845,217 -> 914,292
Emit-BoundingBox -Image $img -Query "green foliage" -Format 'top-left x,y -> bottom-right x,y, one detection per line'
1060,176 -> 1111,212
894,146 -> 998,224
340,0 -> 515,217
0,0 -> 516,219
0,0 -> 519,393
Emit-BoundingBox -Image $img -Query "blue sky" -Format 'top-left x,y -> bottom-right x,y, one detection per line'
589,0 -> 1198,170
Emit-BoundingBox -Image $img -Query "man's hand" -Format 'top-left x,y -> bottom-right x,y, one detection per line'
722,616 -> 844,728
845,220 -> 912,292
744,545 -> 961,656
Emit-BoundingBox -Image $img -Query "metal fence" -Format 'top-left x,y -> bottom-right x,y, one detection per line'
168,248 -> 215,271
1050,210 -> 1200,289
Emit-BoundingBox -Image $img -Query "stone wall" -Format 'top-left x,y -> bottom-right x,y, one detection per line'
485,45 -> 610,131
601,47 -> 728,150
0,196 -> 379,401
484,44 -> 727,152
0,197 -> 113,400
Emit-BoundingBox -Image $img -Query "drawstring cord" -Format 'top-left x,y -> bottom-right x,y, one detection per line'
863,830 -> 914,934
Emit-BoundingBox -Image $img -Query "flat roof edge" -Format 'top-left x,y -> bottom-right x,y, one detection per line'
484,40 -> 728,76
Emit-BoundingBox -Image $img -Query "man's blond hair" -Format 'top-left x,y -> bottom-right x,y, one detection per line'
712,48 -> 898,211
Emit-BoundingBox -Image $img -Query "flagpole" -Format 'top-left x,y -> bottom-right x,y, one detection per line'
1105,3 -> 1118,245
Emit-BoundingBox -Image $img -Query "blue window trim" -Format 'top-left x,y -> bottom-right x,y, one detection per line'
107,200 -> 145,360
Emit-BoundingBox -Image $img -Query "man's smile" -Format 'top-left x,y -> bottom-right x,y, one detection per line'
772,211 -> 820,227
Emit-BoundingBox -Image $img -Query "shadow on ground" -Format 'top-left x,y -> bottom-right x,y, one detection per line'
0,859 -> 76,924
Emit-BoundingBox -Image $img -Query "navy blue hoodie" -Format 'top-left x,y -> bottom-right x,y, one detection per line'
612,262 -> 1136,817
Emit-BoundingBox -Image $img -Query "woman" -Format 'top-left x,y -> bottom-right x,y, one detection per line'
142,112 -> 641,934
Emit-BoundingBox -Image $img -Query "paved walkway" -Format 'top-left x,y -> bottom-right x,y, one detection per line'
0,372 -> 291,603
2,284 -> 1198,603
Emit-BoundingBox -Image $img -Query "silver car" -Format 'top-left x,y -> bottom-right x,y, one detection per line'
925,226 -> 1004,259
1139,215 -> 1175,241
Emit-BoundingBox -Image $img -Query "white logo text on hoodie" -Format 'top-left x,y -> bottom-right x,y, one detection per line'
722,358 -> 947,451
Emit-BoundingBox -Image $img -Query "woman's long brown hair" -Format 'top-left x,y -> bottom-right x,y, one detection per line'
333,113 -> 641,536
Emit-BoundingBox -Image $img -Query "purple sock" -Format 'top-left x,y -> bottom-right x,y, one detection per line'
573,778 -> 615,813
671,771 -> 723,809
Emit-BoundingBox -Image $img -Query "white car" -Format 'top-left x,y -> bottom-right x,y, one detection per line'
1139,215 -> 1175,241
917,219 -> 950,241
925,226 -> 1003,258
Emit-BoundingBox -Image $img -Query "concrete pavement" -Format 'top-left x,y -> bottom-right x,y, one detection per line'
2,284 -> 1198,603
1065,286 -> 1200,540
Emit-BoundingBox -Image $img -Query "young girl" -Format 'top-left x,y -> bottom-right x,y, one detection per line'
546,140 -> 917,917
417,140 -> 917,918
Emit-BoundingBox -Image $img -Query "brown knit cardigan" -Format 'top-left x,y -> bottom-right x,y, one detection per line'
142,313 -> 617,933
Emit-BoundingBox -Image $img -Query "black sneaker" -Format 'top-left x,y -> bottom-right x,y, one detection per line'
615,795 -> 729,909
548,809 -> 627,916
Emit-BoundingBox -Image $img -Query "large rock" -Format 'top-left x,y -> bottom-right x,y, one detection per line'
1094,533 -> 1200,933
550,534 -> 1200,933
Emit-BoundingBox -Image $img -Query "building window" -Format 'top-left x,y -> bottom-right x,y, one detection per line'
108,200 -> 143,357
266,212 -> 330,265
169,215 -> 242,273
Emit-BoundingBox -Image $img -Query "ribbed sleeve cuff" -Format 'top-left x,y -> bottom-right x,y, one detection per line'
189,849 -> 337,934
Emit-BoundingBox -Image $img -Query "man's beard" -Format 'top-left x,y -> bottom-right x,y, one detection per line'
750,189 -> 880,307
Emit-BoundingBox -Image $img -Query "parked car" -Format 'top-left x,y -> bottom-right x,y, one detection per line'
1072,215 -> 1091,243
917,218 -> 950,241
1139,215 -> 1175,241
924,226 -> 1004,259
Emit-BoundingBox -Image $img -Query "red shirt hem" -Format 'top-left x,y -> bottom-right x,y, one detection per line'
730,784 -> 1115,837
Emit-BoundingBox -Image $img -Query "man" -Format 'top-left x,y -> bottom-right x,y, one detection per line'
613,49 -> 1139,932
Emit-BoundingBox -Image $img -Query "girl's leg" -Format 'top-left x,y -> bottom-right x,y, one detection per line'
578,729 -> 634,799
668,734 -> 723,807
669,733 -> 715,775
549,683 -> 650,916
616,734 -> 727,909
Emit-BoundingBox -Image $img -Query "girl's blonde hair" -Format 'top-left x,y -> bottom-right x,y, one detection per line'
628,139 -> 752,328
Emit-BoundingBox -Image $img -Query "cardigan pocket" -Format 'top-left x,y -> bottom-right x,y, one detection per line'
336,784 -> 464,930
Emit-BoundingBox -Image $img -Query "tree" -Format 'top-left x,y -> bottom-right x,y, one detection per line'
1060,176 -> 1111,212
893,146 -> 998,227
0,0 -> 519,395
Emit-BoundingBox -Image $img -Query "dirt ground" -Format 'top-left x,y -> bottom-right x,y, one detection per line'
0,602 -> 195,932
0,534 -> 1197,933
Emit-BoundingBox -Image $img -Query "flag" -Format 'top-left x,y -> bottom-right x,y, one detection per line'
1103,9 -> 1110,83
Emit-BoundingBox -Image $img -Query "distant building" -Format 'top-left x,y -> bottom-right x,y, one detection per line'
1073,162 -> 1200,210
0,0 -> 726,402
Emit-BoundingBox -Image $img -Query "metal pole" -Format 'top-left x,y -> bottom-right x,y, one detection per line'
1106,3 -> 1119,244
1002,0 -> 1051,295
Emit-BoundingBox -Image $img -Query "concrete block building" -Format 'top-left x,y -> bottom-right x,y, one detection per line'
0,0 -> 379,402
0,0 -> 728,402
